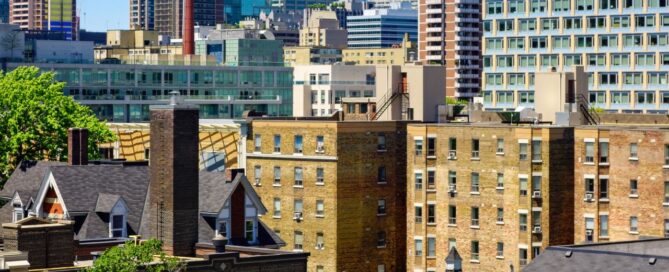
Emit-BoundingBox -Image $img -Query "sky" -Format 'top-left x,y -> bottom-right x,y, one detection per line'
78,0 -> 129,32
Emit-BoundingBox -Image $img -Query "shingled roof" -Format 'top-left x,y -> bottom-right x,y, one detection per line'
0,161 -> 66,202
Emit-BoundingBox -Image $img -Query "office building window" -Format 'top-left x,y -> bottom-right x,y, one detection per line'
577,0 -> 594,10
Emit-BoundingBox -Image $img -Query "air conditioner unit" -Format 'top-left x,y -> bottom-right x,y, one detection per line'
585,193 -> 594,201
316,145 -> 325,153
448,151 -> 457,159
533,226 -> 542,233
448,185 -> 456,193
254,178 -> 261,186
316,243 -> 324,249
293,212 -> 303,220
586,229 -> 593,236
532,191 -> 541,199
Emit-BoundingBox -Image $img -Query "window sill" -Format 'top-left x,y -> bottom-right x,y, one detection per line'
496,152 -> 505,156
315,182 -> 325,186
316,215 -> 325,218
426,189 -> 437,193
470,225 -> 480,229
273,152 -> 281,155
470,260 -> 480,264
448,224 -> 457,228
496,221 -> 504,225
532,160 -> 543,164
273,216 -> 281,219
293,185 -> 304,189
471,158 -> 480,161
426,256 -> 436,260
377,149 -> 388,153
292,249 -> 304,252
448,157 -> 457,161
293,153 -> 303,156
377,213 -> 387,217
583,162 -> 595,166
599,198 -> 610,203
599,236 -> 609,239
470,192 -> 480,195
629,231 -> 639,235
629,194 -> 639,198
663,203 -> 669,207
377,182 -> 387,185
496,187 -> 505,190
496,256 -> 505,260
427,156 -> 437,160
664,165 -> 669,169
427,223 -> 437,226
273,184 -> 282,187
376,246 -> 386,249
253,151 -> 261,154
629,157 -> 639,161
599,162 -> 609,167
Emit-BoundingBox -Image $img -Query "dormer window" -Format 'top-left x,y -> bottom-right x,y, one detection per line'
110,200 -> 128,238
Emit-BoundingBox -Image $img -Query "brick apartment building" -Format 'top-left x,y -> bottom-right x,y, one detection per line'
573,127 -> 669,244
245,119 -> 408,272
407,123 -> 575,272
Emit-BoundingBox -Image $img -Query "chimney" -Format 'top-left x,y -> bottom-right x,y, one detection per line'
67,128 -> 88,166
183,0 -> 195,55
146,98 -> 199,256
225,168 -> 246,183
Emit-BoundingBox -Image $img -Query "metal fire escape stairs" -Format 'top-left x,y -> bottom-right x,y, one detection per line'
577,93 -> 601,125
371,82 -> 410,121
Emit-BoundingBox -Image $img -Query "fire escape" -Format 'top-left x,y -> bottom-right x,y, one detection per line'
371,79 -> 410,121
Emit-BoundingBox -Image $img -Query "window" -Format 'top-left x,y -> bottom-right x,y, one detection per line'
648,72 -> 668,85
273,198 -> 281,217
273,135 -> 281,152
377,134 -> 386,151
415,172 -> 423,190
532,140 -> 542,161
314,200 -> 324,217
428,204 -> 436,224
273,167 -> 281,186
576,0 -> 594,10
637,92 -> 655,105
486,38 -> 503,50
497,55 -> 514,68
533,246 -> 541,258
497,208 -> 504,223
531,37 -> 547,49
532,210 -> 542,230
498,20 -> 514,32
509,0 -> 525,13
471,207 -> 480,227
553,36 -> 571,49
554,0 -> 570,11
519,142 -> 528,160
585,142 -> 595,162
448,238 -> 456,250
415,205 -> 423,223
254,134 -> 261,152
600,142 -> 609,164
600,0 -> 617,9
316,136 -> 325,153
294,167 -> 303,187
541,18 -> 559,31
377,231 -> 386,248
508,38 -> 525,50
487,0 -> 503,14
664,182 -> 669,203
471,241 -> 480,261
486,74 -> 503,86
497,173 -> 504,189
415,238 -> 423,256
600,215 -> 609,237
520,176 -> 528,196
254,165 -> 261,185
426,169 -> 436,190
630,143 -> 638,158
316,233 -> 324,249
111,214 -> 125,238
520,248 -> 528,266
665,145 -> 669,165
649,0 -> 669,7
649,33 -> 668,46
532,176 -> 542,195
564,17 -> 582,30
520,213 -> 528,231
665,220 -> 669,238
313,168 -> 324,185
448,171 -> 457,192
414,139 -> 423,156
588,17 -> 605,29
471,139 -> 480,159
623,34 -> 642,47
471,172 -> 480,193
378,166 -> 387,184
427,137 -> 436,157
377,264 -> 385,272
508,73 -> 525,86
245,220 -> 254,242
612,91 -> 630,104
636,14 -> 655,28
599,35 -> 618,48
520,19 -> 537,32
294,231 -> 303,250
497,242 -> 504,258
530,0 -> 547,13
497,92 -> 514,104
497,139 -> 504,153
636,54 -> 655,66
217,220 -> 228,238
630,216 -> 638,233
576,35 -> 594,48
611,54 -> 630,67
585,178 -> 595,197
599,73 -> 617,85
294,135 -> 303,154
612,16 -> 630,28
377,199 -> 386,215
427,237 -> 436,257
449,205 -> 457,225
589,54 -> 606,67
630,179 -> 638,195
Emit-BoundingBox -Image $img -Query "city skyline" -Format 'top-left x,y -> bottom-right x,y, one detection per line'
78,0 -> 128,31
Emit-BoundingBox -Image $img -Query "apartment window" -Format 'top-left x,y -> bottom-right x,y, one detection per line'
519,142 -> 528,160
471,172 -> 480,193
294,199 -> 303,217
664,14 -> 669,26
531,37 -> 547,49
553,36 -> 571,49
294,231 -> 303,250
377,231 -> 386,248
377,134 -> 386,151
377,199 -> 386,215
649,33 -> 668,46
486,38 -> 503,50
541,18 -> 559,31
665,219 -> 669,238
599,214 -> 609,237
664,182 -> 669,204
497,55 -> 514,68
508,38 -> 525,50
497,208 -> 504,223
585,178 -> 595,199
497,138 -> 504,153
649,72 -> 668,85
520,248 -> 528,266
530,0 -> 547,13
471,241 -> 480,261
415,172 -> 423,190
245,220 -> 254,242
316,136 -> 324,153
585,142 -> 595,162
599,35 -> 618,48
612,16 -> 631,28
630,216 -> 638,233
636,54 -> 655,66
584,216 -> 595,241
378,166 -> 387,184
294,167 -> 303,187
576,0 -> 594,10
414,139 -> 423,156
532,140 -> 542,161
428,204 -> 436,224
471,207 -> 480,227
273,198 -> 281,217
293,135 -> 303,154
520,19 -> 537,31
486,74 -> 503,86
273,135 -> 281,152
494,242 -> 504,259
471,139 -> 480,159
589,54 -> 607,67
316,233 -> 324,249
598,142 -> 609,164
599,177 -> 609,199
448,171 -> 457,192
254,165 -> 261,185
520,213 -> 528,231
497,173 -> 504,189
316,200 -> 324,217
665,145 -> 669,165
630,179 -> 639,195
588,17 -> 605,29
520,177 -> 528,196
611,53 -> 630,67
590,92 -> 606,105
449,205 -> 457,225
313,167 -> 324,185
415,205 -> 423,223
576,35 -> 594,48
564,17 -> 582,30
508,74 -> 525,87
273,167 -> 281,186
498,20 -> 514,32
415,238 -> 423,256
487,0 -> 503,14
636,14 -> 655,28
612,91 -> 630,105
599,73 -> 617,85
497,92 -> 514,104
630,143 -> 638,158
623,34 -> 642,47
111,214 -> 125,238
637,92 -> 655,105
509,0 -> 525,13
554,0 -> 570,11
427,237 -> 436,257
427,137 -> 436,157
532,210 -> 542,230
254,134 -> 261,152
532,176 -> 542,196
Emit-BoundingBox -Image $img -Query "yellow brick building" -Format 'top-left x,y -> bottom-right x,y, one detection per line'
342,34 -> 417,65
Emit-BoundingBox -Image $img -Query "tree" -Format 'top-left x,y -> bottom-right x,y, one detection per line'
87,239 -> 186,272
0,30 -> 22,61
0,66 -> 115,185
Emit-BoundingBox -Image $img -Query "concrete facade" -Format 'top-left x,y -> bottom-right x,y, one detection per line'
299,10 -> 348,49
342,33 -> 417,65
245,120 -> 407,272
284,46 -> 343,66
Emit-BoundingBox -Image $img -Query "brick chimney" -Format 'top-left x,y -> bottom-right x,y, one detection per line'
146,94 -> 199,256
183,0 -> 195,55
67,128 -> 88,166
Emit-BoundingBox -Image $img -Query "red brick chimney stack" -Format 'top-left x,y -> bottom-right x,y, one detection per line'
67,128 -> 88,166
183,0 -> 195,55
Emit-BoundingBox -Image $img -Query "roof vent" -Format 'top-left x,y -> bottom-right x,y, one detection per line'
649,258 -> 657,265
564,251 -> 573,258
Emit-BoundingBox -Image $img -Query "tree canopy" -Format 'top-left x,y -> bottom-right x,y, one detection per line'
0,66 -> 115,185
87,239 -> 185,272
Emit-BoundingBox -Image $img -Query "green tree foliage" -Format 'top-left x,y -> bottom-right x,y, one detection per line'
0,66 -> 115,185
88,239 -> 186,272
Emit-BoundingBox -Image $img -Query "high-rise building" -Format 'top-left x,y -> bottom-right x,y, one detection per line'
8,0 -> 77,40
346,1 -> 417,48
299,10 -> 347,49
418,0 -> 482,99
270,0 -> 336,10
482,0 -> 669,113
0,0 -> 9,23
368,0 -> 417,9
153,0 -> 224,39
130,0 -> 154,30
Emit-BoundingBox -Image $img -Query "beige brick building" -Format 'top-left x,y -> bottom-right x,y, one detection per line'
573,127 -> 669,244
407,123 -> 575,272
245,120 -> 408,272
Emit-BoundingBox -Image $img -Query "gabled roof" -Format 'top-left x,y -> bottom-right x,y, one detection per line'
95,194 -> 123,213
199,172 -> 267,215
0,161 -> 66,201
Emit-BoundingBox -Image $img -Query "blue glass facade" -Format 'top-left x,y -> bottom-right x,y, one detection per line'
347,7 -> 418,48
